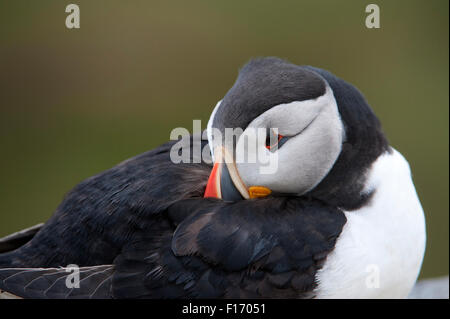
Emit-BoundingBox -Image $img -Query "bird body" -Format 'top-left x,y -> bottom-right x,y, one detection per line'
315,149 -> 425,298
0,57 -> 426,298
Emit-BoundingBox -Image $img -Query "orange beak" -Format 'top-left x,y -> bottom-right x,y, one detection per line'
204,160 -> 223,199
204,147 -> 272,201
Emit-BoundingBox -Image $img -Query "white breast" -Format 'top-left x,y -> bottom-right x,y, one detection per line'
315,148 -> 426,298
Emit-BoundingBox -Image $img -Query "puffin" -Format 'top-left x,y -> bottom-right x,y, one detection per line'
0,57 -> 426,299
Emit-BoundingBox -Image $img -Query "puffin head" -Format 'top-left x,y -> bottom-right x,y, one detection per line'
204,57 -> 346,201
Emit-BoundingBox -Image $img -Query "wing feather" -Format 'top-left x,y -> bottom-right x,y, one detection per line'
0,265 -> 114,299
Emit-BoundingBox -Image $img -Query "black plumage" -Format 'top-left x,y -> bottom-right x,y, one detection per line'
0,135 -> 210,268
304,66 -> 390,210
0,135 -> 345,298
213,58 -> 326,133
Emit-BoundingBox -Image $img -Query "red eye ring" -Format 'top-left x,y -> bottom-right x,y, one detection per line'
265,133 -> 284,150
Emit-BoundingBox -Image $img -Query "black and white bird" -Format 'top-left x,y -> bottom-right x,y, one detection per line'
0,57 -> 425,299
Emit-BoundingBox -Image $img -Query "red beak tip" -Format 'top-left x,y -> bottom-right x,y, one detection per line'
204,162 -> 221,199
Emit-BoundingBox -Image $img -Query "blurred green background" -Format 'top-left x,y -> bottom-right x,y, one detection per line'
0,0 -> 448,279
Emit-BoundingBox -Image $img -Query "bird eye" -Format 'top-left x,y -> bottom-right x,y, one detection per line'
265,128 -> 288,151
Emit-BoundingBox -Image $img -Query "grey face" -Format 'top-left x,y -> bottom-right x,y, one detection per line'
207,57 -> 344,196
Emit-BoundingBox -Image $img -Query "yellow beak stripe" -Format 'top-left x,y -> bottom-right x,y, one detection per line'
248,186 -> 272,199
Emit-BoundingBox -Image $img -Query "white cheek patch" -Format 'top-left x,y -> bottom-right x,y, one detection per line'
247,86 -> 336,137
234,127 -> 280,175
235,86 -> 344,194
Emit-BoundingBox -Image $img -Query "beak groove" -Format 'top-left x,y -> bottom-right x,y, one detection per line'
204,147 -> 271,201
